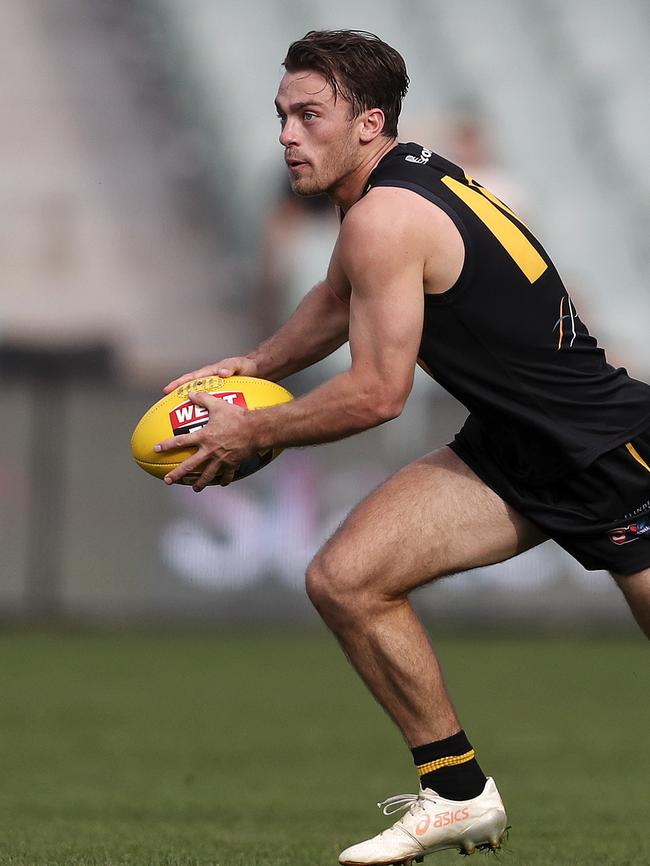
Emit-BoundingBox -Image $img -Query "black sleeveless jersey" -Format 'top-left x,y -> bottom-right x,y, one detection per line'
364,142 -> 650,483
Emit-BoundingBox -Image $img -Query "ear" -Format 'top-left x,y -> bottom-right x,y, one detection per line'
359,108 -> 386,142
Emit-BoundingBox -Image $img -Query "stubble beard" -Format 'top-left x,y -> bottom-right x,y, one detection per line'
290,133 -> 358,198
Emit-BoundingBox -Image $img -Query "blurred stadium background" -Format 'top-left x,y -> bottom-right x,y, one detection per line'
1,3 -> 649,864
2,0 -> 650,628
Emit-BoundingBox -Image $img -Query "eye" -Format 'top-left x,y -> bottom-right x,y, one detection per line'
303,111 -> 316,122
276,112 -> 286,126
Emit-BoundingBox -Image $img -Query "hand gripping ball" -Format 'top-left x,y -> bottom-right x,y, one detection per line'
130,376 -> 293,485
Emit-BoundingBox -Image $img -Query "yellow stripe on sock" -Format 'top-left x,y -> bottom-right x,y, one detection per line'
626,442 -> 650,474
416,749 -> 475,776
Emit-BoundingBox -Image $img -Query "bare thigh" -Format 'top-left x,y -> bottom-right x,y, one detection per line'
611,568 -> 650,637
317,446 -> 547,598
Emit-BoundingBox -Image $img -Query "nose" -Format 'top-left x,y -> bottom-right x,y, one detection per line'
279,118 -> 299,148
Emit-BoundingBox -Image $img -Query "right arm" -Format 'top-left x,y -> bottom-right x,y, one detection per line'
247,275 -> 350,381
164,272 -> 350,392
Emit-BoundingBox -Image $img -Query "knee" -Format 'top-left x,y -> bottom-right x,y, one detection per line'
305,552 -> 342,617
305,550 -> 362,624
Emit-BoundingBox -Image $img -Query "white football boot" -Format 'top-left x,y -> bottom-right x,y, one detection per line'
339,777 -> 507,865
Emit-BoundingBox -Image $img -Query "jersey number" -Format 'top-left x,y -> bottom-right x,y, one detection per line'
441,175 -> 548,284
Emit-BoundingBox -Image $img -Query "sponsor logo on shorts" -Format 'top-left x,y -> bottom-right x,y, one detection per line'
169,392 -> 248,436
608,520 -> 650,545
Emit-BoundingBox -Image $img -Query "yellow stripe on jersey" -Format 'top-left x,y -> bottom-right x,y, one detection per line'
442,175 -> 548,284
416,749 -> 475,776
464,171 -> 524,225
626,442 -> 650,474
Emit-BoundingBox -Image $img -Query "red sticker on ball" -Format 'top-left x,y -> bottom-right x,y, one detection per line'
169,392 -> 248,435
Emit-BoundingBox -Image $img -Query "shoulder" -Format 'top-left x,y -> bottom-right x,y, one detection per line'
340,187 -> 428,246
338,186 -> 457,269
336,191 -> 418,273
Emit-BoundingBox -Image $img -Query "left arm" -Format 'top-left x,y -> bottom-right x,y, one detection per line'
248,202 -> 425,447
158,192 -> 425,489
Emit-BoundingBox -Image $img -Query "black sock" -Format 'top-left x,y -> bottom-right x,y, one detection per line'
411,730 -> 487,800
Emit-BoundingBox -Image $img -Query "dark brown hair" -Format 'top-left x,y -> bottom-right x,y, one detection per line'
283,30 -> 409,138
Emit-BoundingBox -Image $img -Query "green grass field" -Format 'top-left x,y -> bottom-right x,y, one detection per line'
0,630 -> 647,866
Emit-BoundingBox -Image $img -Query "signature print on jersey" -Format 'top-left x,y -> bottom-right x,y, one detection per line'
553,293 -> 582,350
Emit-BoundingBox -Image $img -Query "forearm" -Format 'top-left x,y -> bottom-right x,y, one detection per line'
246,281 -> 349,381
247,368 -> 404,450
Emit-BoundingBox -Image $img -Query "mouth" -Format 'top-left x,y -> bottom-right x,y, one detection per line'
286,157 -> 309,171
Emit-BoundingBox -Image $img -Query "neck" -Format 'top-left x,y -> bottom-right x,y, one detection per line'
329,137 -> 398,211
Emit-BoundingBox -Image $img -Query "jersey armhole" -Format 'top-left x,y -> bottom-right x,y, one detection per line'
369,179 -> 474,303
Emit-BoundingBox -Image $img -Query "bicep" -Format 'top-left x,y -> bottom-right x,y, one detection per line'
348,266 -> 423,395
342,218 -> 424,401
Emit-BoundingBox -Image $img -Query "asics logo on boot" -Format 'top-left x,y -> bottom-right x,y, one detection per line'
432,807 -> 470,829
415,816 -> 431,836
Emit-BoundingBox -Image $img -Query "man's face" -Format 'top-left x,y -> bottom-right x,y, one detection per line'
275,70 -> 360,196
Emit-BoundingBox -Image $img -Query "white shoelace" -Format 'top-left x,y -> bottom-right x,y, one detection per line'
377,792 -> 438,817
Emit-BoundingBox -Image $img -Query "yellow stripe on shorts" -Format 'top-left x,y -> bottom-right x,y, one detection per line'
416,749 -> 475,776
625,442 -> 650,474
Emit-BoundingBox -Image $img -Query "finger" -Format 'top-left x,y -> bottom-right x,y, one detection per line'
191,459 -> 223,492
187,390 -> 235,413
154,433 -> 200,453
163,371 -> 202,394
217,467 -> 237,487
187,390 -> 218,409
163,366 -> 217,394
213,356 -> 245,377
163,358 -> 245,393
163,450 -> 209,485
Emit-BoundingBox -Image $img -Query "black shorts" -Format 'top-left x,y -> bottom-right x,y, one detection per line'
449,426 -> 650,575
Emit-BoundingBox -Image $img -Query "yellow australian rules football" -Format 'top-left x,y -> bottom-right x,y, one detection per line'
130,375 -> 293,484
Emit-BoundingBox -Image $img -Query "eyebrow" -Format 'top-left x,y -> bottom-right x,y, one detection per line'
274,99 -> 326,113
